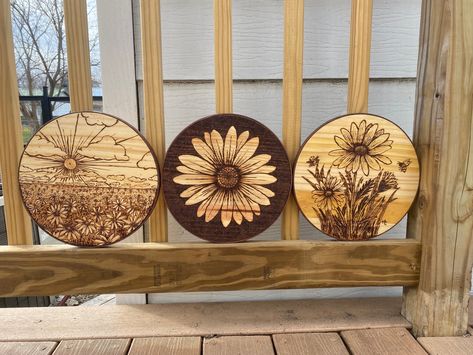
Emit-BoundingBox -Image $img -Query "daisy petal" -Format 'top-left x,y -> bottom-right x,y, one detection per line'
240,184 -> 270,206
362,123 -> 378,145
350,122 -> 359,143
233,191 -> 253,222
233,209 -> 243,225
192,138 -> 216,164
221,192 -> 233,227
253,165 -> 276,174
180,185 -> 205,198
357,120 -> 367,142
334,135 -> 351,150
177,165 -> 201,174
173,174 -> 214,185
369,133 -> 390,148
369,144 -> 392,155
224,126 -> 237,164
185,184 -> 217,205
236,130 -> 250,151
252,185 -> 275,198
329,149 -> 347,157
178,155 -> 214,174
233,137 -> 259,166
352,155 -> 361,172
197,197 -> 212,217
205,190 -> 224,222
361,157 -> 370,175
334,154 -> 355,169
340,128 -> 352,144
375,155 -> 392,165
239,154 -> 271,174
210,130 -> 224,164
365,154 -> 381,170
240,173 -> 277,185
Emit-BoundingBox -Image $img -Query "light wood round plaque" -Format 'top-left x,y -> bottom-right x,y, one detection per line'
293,113 -> 419,240
19,111 -> 160,246
163,113 -> 292,243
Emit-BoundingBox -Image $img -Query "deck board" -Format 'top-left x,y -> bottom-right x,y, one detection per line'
341,327 -> 427,355
203,336 -> 274,355
128,337 -> 201,355
418,337 -> 473,355
52,339 -> 130,355
273,333 -> 349,355
0,341 -> 57,355
0,297 -> 410,341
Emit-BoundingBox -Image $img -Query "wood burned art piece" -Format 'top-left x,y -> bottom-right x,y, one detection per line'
163,113 -> 292,243
18,111 -> 160,246
294,113 -> 419,241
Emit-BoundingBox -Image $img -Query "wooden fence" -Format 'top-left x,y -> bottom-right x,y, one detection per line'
0,0 -> 472,337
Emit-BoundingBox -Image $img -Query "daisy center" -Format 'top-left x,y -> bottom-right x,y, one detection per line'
216,165 -> 240,189
324,190 -> 334,198
64,158 -> 77,170
353,144 -> 368,156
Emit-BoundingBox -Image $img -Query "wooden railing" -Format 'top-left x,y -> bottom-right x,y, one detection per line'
0,0 -> 472,338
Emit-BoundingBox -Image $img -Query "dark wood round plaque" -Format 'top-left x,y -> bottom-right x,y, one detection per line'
293,113 -> 420,241
18,111 -> 160,246
163,113 -> 292,243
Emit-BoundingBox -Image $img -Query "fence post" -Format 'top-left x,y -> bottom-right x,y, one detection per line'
402,0 -> 473,336
40,86 -> 53,124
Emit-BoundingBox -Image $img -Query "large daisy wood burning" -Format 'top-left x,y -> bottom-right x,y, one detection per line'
163,114 -> 292,243
294,113 -> 419,240
18,111 -> 160,246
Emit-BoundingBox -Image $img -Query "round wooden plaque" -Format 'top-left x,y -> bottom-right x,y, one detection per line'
163,113 -> 292,243
19,111 -> 160,246
293,113 -> 419,240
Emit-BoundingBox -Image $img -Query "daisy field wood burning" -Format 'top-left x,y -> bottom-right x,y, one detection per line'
163,114 -> 292,243
18,112 -> 160,246
293,113 -> 419,241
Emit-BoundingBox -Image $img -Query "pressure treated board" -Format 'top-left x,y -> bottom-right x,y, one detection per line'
128,337 -> 201,355
133,0 -> 421,80
204,336 -> 274,355
0,342 -> 57,355
163,114 -> 291,242
18,112 -> 160,246
418,337 -> 473,355
273,333 -> 349,355
0,240 -> 420,296
53,339 -> 130,355
341,327 -> 427,355
0,298 -> 411,341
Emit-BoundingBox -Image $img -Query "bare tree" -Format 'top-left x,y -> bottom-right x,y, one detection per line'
11,0 -> 100,134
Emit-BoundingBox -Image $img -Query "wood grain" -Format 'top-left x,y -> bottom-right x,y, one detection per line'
273,333 -> 349,355
0,297 -> 411,341
53,339 -> 130,355
128,337 -> 200,355
63,0 -> 93,111
0,0 -> 33,245
401,0 -> 473,337
418,337 -> 473,355
0,342 -> 57,355
0,240 -> 420,296
214,0 -> 233,113
204,336 -> 274,355
294,113 -> 419,240
163,113 -> 292,242
347,0 -> 373,113
140,0 -> 168,242
281,0 -> 304,241
341,327 -> 427,355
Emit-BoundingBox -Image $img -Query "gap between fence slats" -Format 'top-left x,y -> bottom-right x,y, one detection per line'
140,0 -> 168,242
281,0 -> 304,240
347,0 -> 373,113
214,0 -> 233,113
63,0 -> 93,111
0,0 -> 33,245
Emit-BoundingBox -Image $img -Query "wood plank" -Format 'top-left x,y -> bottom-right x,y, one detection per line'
214,0 -> 233,113
281,0 -> 303,241
53,339 -> 130,355
418,337 -> 473,355
0,240 -> 420,296
402,0 -> 473,336
341,327 -> 426,355
128,337 -> 200,355
0,0 -> 33,245
347,0 -> 373,113
0,297 -> 410,341
140,0 -> 168,242
204,336 -> 274,355
273,333 -> 349,355
63,0 -> 93,111
0,342 -> 57,355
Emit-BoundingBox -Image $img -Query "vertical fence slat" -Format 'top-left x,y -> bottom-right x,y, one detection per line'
63,0 -> 93,111
214,0 -> 233,113
347,0 -> 372,113
0,0 -> 33,245
140,0 -> 168,242
281,0 -> 304,240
